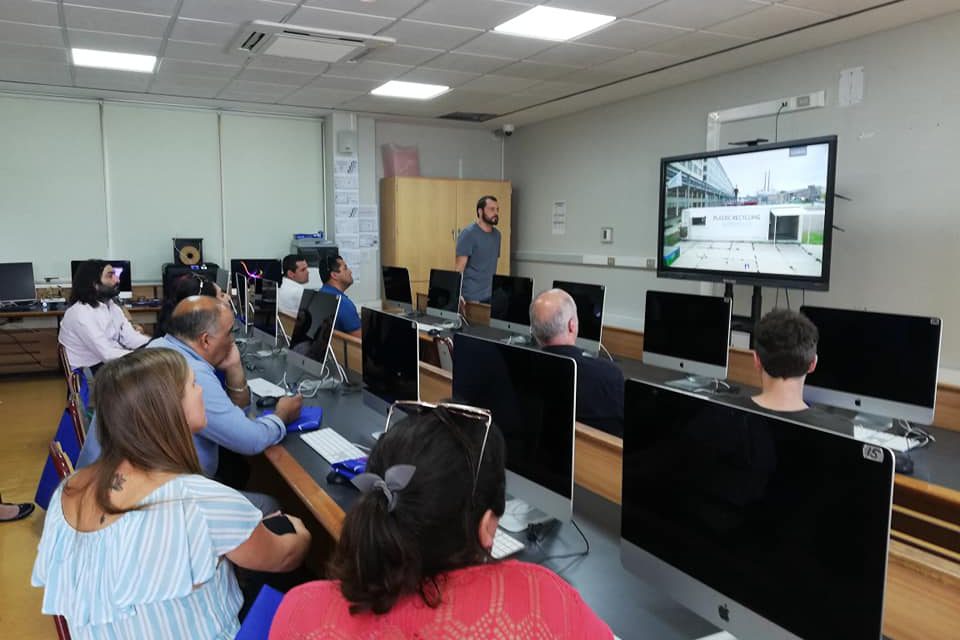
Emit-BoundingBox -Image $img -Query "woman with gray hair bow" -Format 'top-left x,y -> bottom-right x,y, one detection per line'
270,402 -> 612,639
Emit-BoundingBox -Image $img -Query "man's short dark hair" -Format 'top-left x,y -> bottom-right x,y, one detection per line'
476,195 -> 497,216
754,309 -> 818,379
320,255 -> 344,283
283,254 -> 306,276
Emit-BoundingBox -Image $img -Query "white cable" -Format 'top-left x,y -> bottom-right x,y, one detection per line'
599,343 -> 614,361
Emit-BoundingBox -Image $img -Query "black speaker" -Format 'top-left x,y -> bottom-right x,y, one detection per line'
173,238 -> 203,266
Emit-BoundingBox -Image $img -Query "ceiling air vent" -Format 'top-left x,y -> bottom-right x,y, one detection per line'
437,112 -> 499,123
231,20 -> 395,64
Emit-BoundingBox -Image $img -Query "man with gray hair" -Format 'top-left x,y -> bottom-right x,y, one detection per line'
530,289 -> 624,436
78,296 -> 303,510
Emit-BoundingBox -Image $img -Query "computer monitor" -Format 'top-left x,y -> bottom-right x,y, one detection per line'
642,290 -> 732,386
621,379 -> 893,640
427,269 -> 463,324
71,259 -> 133,299
361,307 -> 420,415
215,265 -> 229,294
382,265 -> 413,314
552,280 -> 605,353
489,275 -> 534,334
452,333 -> 576,531
287,290 -> 340,380
251,280 -> 279,346
801,305 -> 942,426
0,262 -> 36,303
230,259 -> 282,294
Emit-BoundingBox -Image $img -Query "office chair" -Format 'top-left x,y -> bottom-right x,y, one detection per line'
48,440 -> 75,640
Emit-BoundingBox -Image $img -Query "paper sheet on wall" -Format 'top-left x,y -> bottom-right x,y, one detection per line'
334,174 -> 359,190
335,205 -> 358,218
552,201 -> 566,235
334,157 -> 358,176
334,190 -> 359,206
336,218 -> 358,237
341,248 -> 376,283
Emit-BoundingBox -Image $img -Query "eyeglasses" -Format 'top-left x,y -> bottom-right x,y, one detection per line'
385,400 -> 492,490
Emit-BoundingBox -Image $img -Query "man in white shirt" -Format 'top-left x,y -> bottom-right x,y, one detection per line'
278,253 -> 310,317
59,260 -> 150,371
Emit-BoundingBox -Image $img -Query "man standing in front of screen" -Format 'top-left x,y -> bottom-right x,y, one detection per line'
455,195 -> 501,304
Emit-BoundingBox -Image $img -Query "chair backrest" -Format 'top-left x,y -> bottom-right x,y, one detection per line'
235,585 -> 284,640
49,441 -> 75,480
435,335 -> 454,372
57,343 -> 73,385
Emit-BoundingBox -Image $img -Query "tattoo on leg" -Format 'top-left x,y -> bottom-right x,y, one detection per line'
110,472 -> 126,492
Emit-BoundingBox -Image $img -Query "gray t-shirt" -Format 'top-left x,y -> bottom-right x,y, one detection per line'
456,222 -> 501,301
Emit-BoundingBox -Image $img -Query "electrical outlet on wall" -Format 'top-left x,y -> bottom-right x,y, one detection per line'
601,227 -> 613,243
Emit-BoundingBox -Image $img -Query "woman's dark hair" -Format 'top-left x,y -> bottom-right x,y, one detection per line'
155,275 -> 218,337
69,259 -> 110,307
329,407 -> 506,615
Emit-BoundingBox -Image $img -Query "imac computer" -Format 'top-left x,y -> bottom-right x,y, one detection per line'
621,379 -> 894,640
427,269 -> 463,325
801,305 -> 942,427
71,259 -> 133,300
361,307 -> 420,415
251,280 -> 279,346
452,333 -> 576,532
382,265 -> 414,314
489,275 -> 534,336
230,259 -> 282,294
552,280 -> 605,354
287,290 -> 340,380
0,262 -> 37,303
643,290 -> 732,391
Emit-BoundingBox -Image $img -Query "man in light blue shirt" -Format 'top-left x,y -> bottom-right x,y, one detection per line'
78,297 -> 303,500
319,254 -> 362,337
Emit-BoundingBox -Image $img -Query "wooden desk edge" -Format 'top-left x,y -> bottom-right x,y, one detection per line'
264,444 -> 344,541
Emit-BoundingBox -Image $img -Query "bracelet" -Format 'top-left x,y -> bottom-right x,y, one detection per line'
226,382 -> 248,394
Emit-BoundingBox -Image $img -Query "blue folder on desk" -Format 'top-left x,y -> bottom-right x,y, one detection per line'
261,406 -> 323,434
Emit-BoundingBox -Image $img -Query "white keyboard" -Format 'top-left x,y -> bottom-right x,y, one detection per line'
248,377 -> 287,398
491,529 -> 526,560
853,426 -> 913,453
301,428 -> 366,464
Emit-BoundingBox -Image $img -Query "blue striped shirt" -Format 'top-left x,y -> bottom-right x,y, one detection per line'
32,474 -> 261,639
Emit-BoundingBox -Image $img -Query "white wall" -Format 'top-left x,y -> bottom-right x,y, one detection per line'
0,95 -> 324,284
506,11 -> 960,368
375,120 -> 502,180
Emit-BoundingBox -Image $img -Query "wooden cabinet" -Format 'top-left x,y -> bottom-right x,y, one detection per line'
381,177 -> 512,298
0,328 -> 59,374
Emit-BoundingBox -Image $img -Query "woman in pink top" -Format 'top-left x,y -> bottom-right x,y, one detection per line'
270,403 -> 613,640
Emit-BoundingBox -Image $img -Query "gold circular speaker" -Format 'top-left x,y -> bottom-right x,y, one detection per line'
178,245 -> 201,266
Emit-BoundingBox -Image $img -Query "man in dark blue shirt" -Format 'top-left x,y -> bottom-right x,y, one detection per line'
530,288 -> 624,437
320,255 -> 362,337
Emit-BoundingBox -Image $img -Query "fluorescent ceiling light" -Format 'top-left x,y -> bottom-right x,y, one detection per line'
371,80 -> 449,100
495,6 -> 615,41
71,48 -> 156,73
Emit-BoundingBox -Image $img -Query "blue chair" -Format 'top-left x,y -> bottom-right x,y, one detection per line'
236,585 -> 284,639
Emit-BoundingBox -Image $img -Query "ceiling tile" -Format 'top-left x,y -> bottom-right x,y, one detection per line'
407,0 -> 532,30
361,44 -> 444,66
378,19 -> 481,50
324,60 -> 411,80
235,66 -> 316,85
517,80 -> 589,99
65,0 -> 179,12
64,4 -> 171,38
280,86 -> 363,107
246,56 -> 329,74
544,0 -> 662,18
164,40 -> 250,66
158,58 -> 240,77
0,0 -> 61,27
0,59 -> 71,85
0,20 -> 63,48
179,0 -> 295,23
649,30 -> 749,57
779,0 -> 885,15
304,0 -> 424,19
473,92 -> 545,114
455,32 -> 555,59
218,78 -> 294,102
398,66 -> 480,87
68,29 -> 163,55
425,51 -> 511,74
527,42 -> 629,67
550,66 -> 632,84
634,0 -> 767,31
495,59 -> 579,80
0,40 -> 68,64
286,6 -> 395,33
169,18 -> 239,48
708,4 -> 830,38
149,72 -> 231,97
74,67 -> 153,92
577,19 -> 690,49
308,74 -> 380,91
593,48 -> 683,74
457,74 -> 541,94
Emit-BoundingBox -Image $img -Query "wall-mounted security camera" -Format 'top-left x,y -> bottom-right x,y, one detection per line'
493,124 -> 516,138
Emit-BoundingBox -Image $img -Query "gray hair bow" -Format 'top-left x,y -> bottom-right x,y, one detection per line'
351,465 -> 416,512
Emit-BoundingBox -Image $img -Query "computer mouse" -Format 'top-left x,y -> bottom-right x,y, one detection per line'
894,453 -> 914,475
256,396 -> 279,409
326,470 -> 351,485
